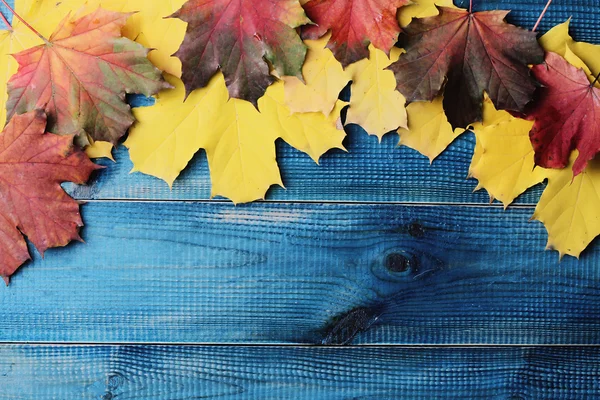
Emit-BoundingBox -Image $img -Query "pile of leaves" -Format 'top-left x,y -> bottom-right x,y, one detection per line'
1,0 -> 600,282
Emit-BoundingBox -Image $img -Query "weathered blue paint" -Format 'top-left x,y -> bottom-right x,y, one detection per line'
66,132 -> 509,204
1,202 -> 599,345
2,0 -> 600,398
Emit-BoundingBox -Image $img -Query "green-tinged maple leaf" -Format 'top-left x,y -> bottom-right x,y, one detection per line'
301,0 -> 410,67
0,110 -> 99,284
6,8 -> 170,146
172,0 -> 310,106
389,7 -> 544,129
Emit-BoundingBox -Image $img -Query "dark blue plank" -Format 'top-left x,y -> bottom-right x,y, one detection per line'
0,345 -> 599,399
456,0 -> 600,43
67,132 -> 508,204
2,201 -> 600,344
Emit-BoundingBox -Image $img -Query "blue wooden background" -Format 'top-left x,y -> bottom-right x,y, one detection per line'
2,0 -> 600,398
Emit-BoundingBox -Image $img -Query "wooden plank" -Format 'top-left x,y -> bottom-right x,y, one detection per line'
0,345 -> 598,399
462,0 -> 600,43
67,133 -> 512,204
2,201 -> 600,344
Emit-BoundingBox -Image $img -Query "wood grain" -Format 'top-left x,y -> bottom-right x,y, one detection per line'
2,0 -> 600,397
2,201 -> 599,345
0,345 -> 598,399
67,132 -> 508,204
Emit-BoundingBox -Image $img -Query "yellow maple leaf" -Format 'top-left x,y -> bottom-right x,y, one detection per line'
533,153 -> 600,259
259,81 -> 347,163
468,101 -> 548,207
539,20 -> 600,76
398,97 -> 462,162
85,141 -> 115,161
398,0 -> 456,27
126,74 -> 346,204
283,35 -> 350,116
345,46 -> 407,140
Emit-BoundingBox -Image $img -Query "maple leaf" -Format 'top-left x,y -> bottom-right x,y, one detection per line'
389,7 -> 544,129
468,98 -> 549,207
0,0 -> 81,129
6,8 -> 169,146
301,0 -> 410,67
0,110 -> 98,283
345,45 -> 407,139
526,52 -> 600,176
126,74 -> 346,203
172,0 -> 309,106
533,153 -> 600,259
398,97 -> 463,162
57,0 -> 188,77
397,0 -> 456,27
283,34 -> 350,116
539,20 -> 600,77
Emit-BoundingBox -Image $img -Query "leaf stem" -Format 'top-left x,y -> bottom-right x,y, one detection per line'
469,0 -> 472,13
0,10 -> 11,31
592,72 -> 600,87
0,0 -> 45,40
532,0 -> 553,32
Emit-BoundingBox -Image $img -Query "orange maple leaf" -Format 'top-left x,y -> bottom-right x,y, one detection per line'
0,110 -> 99,284
6,8 -> 170,146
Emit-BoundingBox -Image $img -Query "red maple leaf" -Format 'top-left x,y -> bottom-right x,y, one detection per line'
6,8 -> 169,145
0,110 -> 99,284
301,0 -> 410,67
527,52 -> 600,175
173,0 -> 309,106
389,7 -> 544,129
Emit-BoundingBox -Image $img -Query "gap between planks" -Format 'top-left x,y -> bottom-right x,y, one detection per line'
77,198 -> 538,209
0,343 -> 598,348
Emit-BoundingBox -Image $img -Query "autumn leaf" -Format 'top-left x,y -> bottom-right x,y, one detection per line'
172,0 -> 309,106
6,8 -> 169,146
34,0 -> 187,160
56,0 -> 187,77
397,0 -> 456,27
468,99 -> 549,207
398,97 -> 462,162
0,1 -> 114,158
526,52 -> 600,176
301,0 -> 410,67
539,19 -> 600,77
389,7 -> 544,129
345,46 -> 407,140
126,74 -> 346,203
0,0 -> 82,129
0,110 -> 98,283
533,153 -> 600,259
283,34 -> 350,116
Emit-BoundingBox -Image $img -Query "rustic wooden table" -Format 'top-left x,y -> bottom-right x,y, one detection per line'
0,0 -> 599,398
